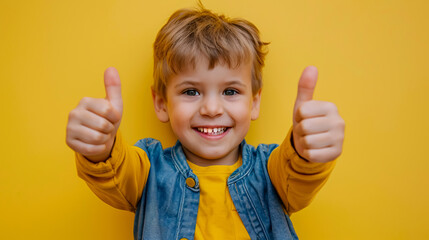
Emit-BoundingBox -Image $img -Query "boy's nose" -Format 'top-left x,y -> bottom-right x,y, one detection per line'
200,94 -> 224,117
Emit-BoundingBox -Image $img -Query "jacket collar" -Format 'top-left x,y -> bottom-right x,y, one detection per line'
170,140 -> 255,184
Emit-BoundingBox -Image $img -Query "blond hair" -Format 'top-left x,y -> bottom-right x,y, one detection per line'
153,6 -> 269,99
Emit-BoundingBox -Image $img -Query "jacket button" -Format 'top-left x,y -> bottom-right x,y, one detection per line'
185,177 -> 196,188
180,238 -> 188,240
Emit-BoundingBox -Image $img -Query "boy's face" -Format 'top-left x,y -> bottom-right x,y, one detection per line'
153,59 -> 261,166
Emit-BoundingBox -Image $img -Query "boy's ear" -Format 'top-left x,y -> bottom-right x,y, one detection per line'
251,89 -> 262,120
151,87 -> 169,123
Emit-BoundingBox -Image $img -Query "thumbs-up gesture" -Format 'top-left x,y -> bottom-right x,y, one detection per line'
292,66 -> 345,163
66,67 -> 123,162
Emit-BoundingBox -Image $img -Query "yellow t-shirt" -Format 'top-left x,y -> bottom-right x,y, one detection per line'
187,158 -> 250,240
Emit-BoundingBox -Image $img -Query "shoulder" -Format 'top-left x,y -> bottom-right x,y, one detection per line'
135,138 -> 162,148
243,141 -> 279,156
241,141 -> 279,163
134,138 -> 167,159
135,138 -> 163,150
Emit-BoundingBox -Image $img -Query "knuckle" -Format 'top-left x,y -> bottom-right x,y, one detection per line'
330,117 -> 344,130
82,145 -> 94,155
328,131 -> 340,144
100,102 -> 113,116
100,120 -> 111,131
326,102 -> 337,112
83,144 -> 102,156
294,112 -> 302,123
328,101 -> 337,109
65,138 -> 73,149
329,149 -> 341,161
294,124 -> 302,136
298,104 -> 308,116
79,97 -> 91,105
334,121 -> 346,135
92,132 -> 105,143
335,148 -> 343,158
300,120 -> 310,134
66,139 -> 84,154
68,109 -> 78,120
337,131 -> 345,142
301,135 -> 310,147
294,123 -> 302,135
329,147 -> 342,161
339,118 -> 345,129
66,124 -> 80,139
301,101 -> 312,109
65,124 -> 73,135
309,153 -> 323,163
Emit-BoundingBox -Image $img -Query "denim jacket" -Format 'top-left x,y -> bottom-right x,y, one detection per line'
133,138 -> 299,240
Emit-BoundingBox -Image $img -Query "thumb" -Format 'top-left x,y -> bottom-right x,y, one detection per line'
295,66 -> 318,103
293,66 -> 318,124
104,67 -> 123,114
294,66 -> 318,107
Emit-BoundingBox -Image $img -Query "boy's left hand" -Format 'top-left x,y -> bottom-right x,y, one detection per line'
292,66 -> 345,163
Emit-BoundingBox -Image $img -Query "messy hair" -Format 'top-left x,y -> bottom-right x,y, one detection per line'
153,5 -> 269,99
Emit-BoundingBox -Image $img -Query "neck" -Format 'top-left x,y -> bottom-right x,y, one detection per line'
182,145 -> 240,167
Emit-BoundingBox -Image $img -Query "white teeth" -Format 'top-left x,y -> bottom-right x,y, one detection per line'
197,127 -> 227,135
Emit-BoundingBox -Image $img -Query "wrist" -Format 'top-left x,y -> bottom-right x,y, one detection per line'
290,131 -> 310,162
85,152 -> 110,163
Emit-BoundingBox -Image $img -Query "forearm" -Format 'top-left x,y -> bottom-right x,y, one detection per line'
76,131 -> 150,212
268,128 -> 336,215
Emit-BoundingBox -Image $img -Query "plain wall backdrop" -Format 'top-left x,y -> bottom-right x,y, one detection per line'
1,0 -> 428,239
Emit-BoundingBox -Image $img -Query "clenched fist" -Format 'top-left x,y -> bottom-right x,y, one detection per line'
66,67 -> 123,162
292,66 -> 345,163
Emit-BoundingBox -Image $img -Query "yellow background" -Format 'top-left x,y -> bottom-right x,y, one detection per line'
1,0 -> 428,239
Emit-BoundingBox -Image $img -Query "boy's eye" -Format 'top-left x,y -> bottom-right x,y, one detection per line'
183,89 -> 200,96
223,89 -> 238,96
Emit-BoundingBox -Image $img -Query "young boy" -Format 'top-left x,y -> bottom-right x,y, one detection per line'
66,6 -> 344,240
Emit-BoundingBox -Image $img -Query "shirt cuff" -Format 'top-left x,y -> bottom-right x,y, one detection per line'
75,130 -> 125,176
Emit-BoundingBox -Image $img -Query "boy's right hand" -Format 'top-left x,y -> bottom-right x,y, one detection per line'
66,67 -> 123,162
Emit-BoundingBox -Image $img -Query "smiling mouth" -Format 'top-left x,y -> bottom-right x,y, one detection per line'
195,127 -> 228,136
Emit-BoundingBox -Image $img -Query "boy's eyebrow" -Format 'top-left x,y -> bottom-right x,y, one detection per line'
174,80 -> 199,88
174,80 -> 247,88
225,80 -> 247,88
